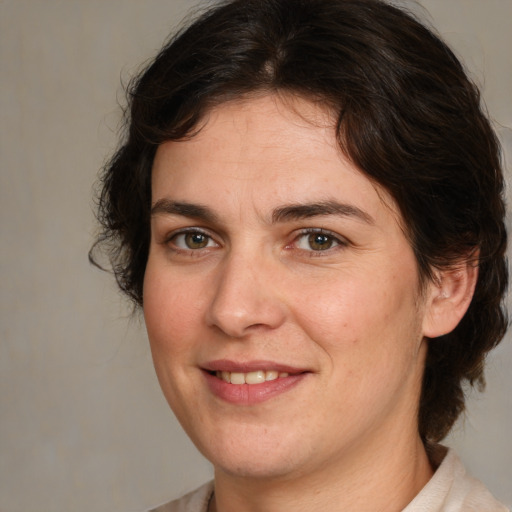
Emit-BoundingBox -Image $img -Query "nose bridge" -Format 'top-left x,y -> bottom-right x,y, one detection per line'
206,246 -> 286,337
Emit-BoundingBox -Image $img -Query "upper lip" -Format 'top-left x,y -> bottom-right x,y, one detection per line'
201,359 -> 308,374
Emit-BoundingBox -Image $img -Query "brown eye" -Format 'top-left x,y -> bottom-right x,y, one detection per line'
307,233 -> 334,251
293,230 -> 343,252
171,231 -> 216,250
185,232 -> 209,249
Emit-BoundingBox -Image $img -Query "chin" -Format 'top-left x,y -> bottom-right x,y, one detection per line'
213,451 -> 304,480
194,425 -> 311,480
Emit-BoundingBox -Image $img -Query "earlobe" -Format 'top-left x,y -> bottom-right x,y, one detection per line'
422,259 -> 479,338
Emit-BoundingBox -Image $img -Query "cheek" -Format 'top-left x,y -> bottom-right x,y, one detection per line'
143,267 -> 205,356
298,272 -> 425,420
142,268 -> 207,413
292,276 -> 391,334
293,265 -> 423,361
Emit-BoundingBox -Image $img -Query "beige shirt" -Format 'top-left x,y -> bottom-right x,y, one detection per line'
148,450 -> 509,512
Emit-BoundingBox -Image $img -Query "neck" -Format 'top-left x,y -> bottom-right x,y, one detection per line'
211,432 -> 433,512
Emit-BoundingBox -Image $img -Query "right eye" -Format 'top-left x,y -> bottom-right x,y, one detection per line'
170,230 -> 217,250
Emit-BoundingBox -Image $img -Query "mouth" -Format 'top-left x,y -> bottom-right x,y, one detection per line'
201,360 -> 310,404
213,369 -> 291,385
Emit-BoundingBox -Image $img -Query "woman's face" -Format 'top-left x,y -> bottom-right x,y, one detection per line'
144,95 -> 433,480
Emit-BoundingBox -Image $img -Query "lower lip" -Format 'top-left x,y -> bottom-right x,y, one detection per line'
203,371 -> 308,405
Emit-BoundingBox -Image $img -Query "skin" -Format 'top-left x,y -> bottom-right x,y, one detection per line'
143,94 -> 474,511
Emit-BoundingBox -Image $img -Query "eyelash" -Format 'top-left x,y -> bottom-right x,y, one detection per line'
163,227 -> 347,255
290,228 -> 347,255
165,228 -> 219,253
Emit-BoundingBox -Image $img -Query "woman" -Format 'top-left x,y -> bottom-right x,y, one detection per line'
92,0 -> 509,510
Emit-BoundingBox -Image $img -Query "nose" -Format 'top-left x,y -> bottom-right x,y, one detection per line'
205,253 -> 287,338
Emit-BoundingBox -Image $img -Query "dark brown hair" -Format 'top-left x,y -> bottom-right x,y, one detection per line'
92,0 -> 508,442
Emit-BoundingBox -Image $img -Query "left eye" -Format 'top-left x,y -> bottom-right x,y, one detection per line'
295,232 -> 340,251
171,231 -> 216,250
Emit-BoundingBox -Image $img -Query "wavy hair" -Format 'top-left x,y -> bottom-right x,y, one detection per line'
91,0 -> 508,442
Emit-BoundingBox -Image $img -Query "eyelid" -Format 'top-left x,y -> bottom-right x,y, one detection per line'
160,225 -> 348,253
164,226 -> 208,241
164,226 -> 220,250
290,227 -> 348,252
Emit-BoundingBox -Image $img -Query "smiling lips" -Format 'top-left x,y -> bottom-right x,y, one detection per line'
203,361 -> 308,404
216,370 -> 290,384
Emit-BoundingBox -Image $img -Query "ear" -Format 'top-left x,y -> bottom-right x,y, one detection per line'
422,258 -> 478,338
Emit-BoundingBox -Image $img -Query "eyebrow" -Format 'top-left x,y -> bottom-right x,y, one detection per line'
151,198 -> 374,226
150,199 -> 220,223
271,200 -> 374,224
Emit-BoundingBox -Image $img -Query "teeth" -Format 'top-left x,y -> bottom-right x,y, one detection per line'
215,370 -> 291,384
266,370 -> 278,381
245,370 -> 265,384
230,372 -> 245,385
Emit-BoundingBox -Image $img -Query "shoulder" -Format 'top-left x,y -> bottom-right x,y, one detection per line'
146,481 -> 214,512
404,447 -> 509,511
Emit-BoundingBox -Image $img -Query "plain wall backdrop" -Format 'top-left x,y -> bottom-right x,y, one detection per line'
1,1 -> 511,510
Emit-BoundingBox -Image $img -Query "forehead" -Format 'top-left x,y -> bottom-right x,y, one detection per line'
151,94 -> 400,224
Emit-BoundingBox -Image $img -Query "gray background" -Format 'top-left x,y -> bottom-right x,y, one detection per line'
1,1 -> 511,510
